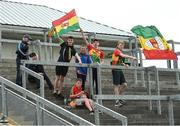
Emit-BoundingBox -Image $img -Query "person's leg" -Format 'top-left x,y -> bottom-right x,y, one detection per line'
57,66 -> 68,94
119,83 -> 127,95
83,98 -> 93,112
43,73 -> 53,89
119,71 -> 127,95
16,59 -> 22,86
53,75 -> 60,94
57,75 -> 65,94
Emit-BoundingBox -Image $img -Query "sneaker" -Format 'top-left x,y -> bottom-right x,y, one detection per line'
53,90 -> 57,95
119,99 -> 126,104
89,111 -> 94,115
114,100 -> 120,107
57,93 -> 65,99
115,100 -> 123,107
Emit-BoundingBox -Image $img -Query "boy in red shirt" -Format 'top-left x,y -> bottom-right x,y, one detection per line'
70,79 -> 94,115
80,28 -> 104,94
112,41 -> 136,107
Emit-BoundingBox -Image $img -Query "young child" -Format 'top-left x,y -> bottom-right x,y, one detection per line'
69,78 -> 94,115
76,44 -> 92,91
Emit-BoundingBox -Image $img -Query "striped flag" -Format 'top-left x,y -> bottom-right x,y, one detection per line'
131,25 -> 177,60
52,9 -> 80,37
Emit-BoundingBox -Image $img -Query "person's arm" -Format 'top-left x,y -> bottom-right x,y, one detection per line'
80,28 -> 89,45
100,51 -> 105,64
75,53 -> 82,64
120,53 -> 137,60
70,91 -> 84,99
18,43 -> 29,56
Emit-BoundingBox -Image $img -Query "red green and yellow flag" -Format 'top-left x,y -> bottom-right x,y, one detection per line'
131,25 -> 177,60
52,9 -> 80,37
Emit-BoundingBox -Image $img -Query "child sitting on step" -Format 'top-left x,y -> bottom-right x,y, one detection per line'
69,78 -> 94,115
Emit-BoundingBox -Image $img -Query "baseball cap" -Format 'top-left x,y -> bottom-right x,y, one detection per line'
23,34 -> 32,40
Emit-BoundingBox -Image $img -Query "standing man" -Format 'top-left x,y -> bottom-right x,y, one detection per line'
76,44 -> 92,91
80,28 -> 104,94
16,34 -> 32,86
111,41 -> 136,107
54,36 -> 82,98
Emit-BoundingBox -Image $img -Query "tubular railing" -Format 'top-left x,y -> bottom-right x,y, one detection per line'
93,94 -> 180,126
93,102 -> 127,126
0,76 -> 94,125
20,65 -> 45,97
22,60 -> 146,98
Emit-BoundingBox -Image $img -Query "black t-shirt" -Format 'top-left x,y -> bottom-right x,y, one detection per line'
58,42 -> 76,62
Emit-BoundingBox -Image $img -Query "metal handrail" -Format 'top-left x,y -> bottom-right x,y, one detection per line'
0,76 -> 94,126
20,65 -> 45,97
93,102 -> 127,126
93,94 -> 180,126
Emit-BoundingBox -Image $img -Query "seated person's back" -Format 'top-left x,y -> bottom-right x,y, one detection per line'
28,52 -> 53,89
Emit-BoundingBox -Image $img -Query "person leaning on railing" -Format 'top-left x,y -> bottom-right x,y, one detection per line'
111,41 -> 137,107
28,52 -> 53,90
15,34 -> 32,86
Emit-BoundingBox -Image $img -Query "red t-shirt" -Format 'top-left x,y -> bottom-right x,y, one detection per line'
71,85 -> 82,95
112,48 -> 124,65
87,44 -> 104,63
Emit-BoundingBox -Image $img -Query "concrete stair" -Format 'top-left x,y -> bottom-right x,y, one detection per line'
0,59 -> 180,125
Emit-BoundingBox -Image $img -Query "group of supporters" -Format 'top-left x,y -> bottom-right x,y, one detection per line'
15,28 -> 136,115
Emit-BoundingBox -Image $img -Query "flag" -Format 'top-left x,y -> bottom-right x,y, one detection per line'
131,25 -> 177,60
47,27 -> 55,37
52,9 -> 80,37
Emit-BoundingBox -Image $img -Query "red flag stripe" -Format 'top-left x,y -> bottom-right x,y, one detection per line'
52,9 -> 76,26
143,50 -> 178,60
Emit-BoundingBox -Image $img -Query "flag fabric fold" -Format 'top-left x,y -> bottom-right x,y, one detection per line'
52,9 -> 80,37
131,25 -> 177,60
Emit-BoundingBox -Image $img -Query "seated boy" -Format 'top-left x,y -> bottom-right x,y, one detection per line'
28,52 -> 53,90
69,78 -> 94,115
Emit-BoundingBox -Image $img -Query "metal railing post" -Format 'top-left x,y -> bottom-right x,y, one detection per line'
168,99 -> 174,126
0,82 -> 8,123
94,103 -> 100,125
147,70 -> 152,111
88,65 -> 94,98
155,67 -> 161,115
40,77 -> 45,98
0,24 -> 2,61
44,31 -> 48,61
141,70 -> 145,87
97,64 -> 102,105
49,37 -> 53,60
36,97 -> 42,126
175,72 -> 180,87
134,69 -> 138,85
38,40 -> 42,60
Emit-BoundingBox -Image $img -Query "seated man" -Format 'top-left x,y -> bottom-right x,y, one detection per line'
28,52 -> 53,90
69,78 -> 94,115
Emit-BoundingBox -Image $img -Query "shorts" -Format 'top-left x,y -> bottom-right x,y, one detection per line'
75,98 -> 84,106
112,69 -> 126,85
55,66 -> 69,76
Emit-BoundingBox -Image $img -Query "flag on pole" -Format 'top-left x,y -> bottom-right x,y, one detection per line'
52,9 -> 80,37
131,25 -> 177,60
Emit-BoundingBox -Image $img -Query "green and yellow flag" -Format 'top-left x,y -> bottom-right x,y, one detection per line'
131,25 -> 177,60
52,9 -> 80,37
